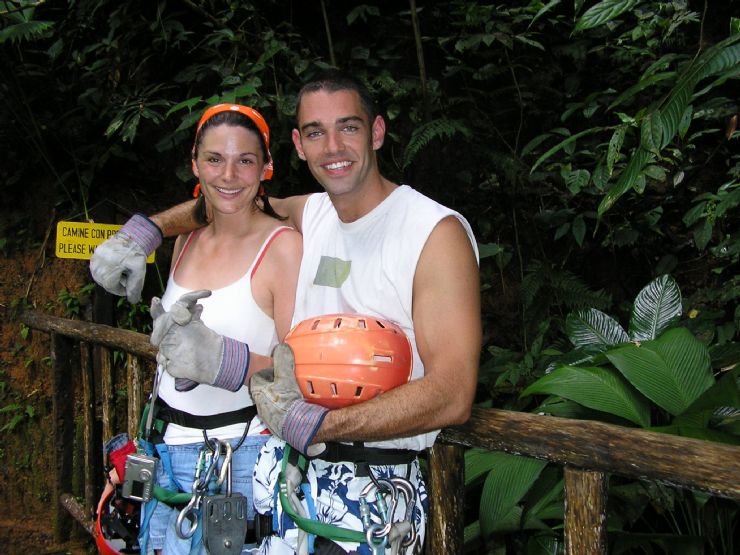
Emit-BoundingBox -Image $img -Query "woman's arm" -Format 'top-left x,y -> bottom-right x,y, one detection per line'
247,228 -> 303,379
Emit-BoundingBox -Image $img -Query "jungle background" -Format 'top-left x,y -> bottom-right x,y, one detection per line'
1,0 -> 738,553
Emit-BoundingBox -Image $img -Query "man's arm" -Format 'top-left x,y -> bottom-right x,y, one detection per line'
270,195 -> 311,233
314,216 -> 481,443
149,199 -> 201,237
151,195 -> 312,234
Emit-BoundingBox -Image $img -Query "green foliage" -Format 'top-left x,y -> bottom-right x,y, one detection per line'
0,403 -> 36,433
0,0 -> 53,44
3,1 -> 739,550
523,275 -> 737,436
56,282 -> 95,318
471,275 -> 739,552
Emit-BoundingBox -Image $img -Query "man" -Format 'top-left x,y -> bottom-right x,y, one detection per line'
91,71 -> 480,554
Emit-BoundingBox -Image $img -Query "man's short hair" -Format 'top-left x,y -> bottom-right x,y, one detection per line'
296,70 -> 378,122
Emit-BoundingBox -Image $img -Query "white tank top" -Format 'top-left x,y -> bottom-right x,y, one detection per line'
294,185 -> 478,450
158,226 -> 291,444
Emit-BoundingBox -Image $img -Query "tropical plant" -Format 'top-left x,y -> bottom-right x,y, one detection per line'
465,274 -> 739,553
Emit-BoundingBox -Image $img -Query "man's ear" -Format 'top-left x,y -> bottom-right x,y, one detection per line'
371,115 -> 386,151
292,128 -> 306,160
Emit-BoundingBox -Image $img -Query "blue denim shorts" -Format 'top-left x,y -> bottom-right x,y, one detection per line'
146,434 -> 269,555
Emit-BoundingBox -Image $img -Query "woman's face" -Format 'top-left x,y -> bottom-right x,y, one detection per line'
192,123 -> 267,217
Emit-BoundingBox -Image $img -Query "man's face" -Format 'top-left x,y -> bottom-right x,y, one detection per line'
292,89 -> 385,199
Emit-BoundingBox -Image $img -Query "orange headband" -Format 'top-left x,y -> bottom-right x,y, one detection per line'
192,103 -> 274,182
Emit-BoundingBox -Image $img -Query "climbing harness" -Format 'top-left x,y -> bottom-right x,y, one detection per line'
277,445 -> 419,555
132,361 -> 260,553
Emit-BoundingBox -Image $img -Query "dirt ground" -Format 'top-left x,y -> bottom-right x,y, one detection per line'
1,243 -> 97,554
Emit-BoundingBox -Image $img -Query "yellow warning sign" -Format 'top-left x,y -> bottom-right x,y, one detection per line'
55,221 -> 156,263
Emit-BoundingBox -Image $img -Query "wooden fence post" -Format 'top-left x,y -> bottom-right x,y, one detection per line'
80,341 -> 96,517
99,346 -> 114,442
51,332 -> 75,542
564,467 -> 608,555
127,354 -> 144,438
426,442 -> 465,555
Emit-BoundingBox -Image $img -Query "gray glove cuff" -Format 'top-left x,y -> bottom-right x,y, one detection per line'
212,336 -> 250,392
119,213 -> 163,256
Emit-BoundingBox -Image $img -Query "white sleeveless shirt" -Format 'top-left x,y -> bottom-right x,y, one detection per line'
294,185 -> 478,451
158,226 -> 291,444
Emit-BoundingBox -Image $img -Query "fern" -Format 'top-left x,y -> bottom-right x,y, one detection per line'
402,118 -> 471,169
522,260 -> 612,315
0,19 -> 53,44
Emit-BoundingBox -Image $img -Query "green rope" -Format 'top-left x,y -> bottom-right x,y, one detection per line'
277,445 -> 367,544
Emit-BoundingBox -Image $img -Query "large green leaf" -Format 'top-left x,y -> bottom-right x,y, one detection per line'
628,274 -> 682,341
522,467 -> 564,526
597,147 -> 654,216
566,308 -> 629,348
529,127 -> 606,173
606,328 -> 714,415
680,367 -> 740,413
598,34 -> 740,216
478,452 -> 547,536
696,34 -> 740,80
574,0 -> 640,33
465,447 -> 502,484
521,366 -> 651,427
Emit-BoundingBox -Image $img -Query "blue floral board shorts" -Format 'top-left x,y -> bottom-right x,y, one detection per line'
253,437 -> 427,555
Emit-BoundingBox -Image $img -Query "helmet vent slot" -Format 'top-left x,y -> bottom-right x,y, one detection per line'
373,355 -> 393,364
358,319 -> 367,328
331,383 -> 338,396
376,320 -> 386,328
333,318 -> 342,328
310,320 -> 320,330
354,386 -> 363,397
306,380 -> 315,394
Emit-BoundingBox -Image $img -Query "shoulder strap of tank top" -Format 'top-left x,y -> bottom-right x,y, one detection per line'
250,226 -> 293,280
171,230 -> 199,275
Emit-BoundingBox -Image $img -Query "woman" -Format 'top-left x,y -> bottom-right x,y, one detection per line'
145,103 -> 301,554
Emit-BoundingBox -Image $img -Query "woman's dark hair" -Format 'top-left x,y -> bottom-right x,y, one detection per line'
191,111 -> 285,225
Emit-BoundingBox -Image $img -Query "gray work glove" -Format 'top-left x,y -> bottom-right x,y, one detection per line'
90,214 -> 162,303
250,344 -> 328,457
150,290 -> 250,392
150,293 -> 201,392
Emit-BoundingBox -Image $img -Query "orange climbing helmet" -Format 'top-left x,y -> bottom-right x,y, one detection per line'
95,487 -> 140,554
285,314 -> 413,409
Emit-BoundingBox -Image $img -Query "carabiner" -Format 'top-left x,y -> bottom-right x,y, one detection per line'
216,441 -> 232,488
176,493 -> 202,539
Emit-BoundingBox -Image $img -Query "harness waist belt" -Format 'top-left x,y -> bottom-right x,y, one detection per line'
319,442 -> 418,465
155,398 -> 256,430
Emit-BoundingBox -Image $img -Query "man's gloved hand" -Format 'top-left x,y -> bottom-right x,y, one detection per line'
150,290 -> 249,392
90,214 -> 163,304
250,343 -> 328,457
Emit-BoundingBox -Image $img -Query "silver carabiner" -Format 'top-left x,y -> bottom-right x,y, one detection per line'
390,477 -> 417,547
176,492 -> 202,539
366,523 -> 387,555
216,441 -> 232,489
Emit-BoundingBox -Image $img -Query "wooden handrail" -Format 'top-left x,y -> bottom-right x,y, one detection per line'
439,407 -> 740,500
21,309 -> 740,553
23,310 -> 156,359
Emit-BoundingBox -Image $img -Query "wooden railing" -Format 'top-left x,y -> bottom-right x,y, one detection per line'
22,310 -> 740,554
